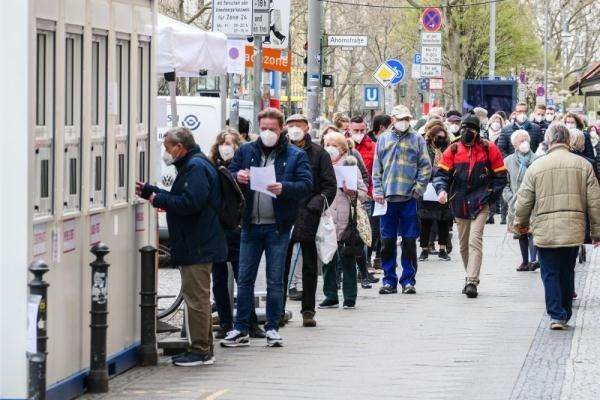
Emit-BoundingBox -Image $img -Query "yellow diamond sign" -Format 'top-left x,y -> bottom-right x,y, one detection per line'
373,62 -> 398,88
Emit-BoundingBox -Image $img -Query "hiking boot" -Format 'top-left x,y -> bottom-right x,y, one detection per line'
360,278 -> 372,289
367,273 -> 380,283
379,284 -> 398,295
419,249 -> 429,261
302,311 -> 317,327
372,257 -> 382,270
343,300 -> 356,309
402,284 -> 416,294
516,263 -> 530,272
249,324 -> 266,338
220,330 -> 249,348
318,298 -> 339,308
438,249 -> 451,261
464,283 -> 478,298
265,329 -> 283,347
173,352 -> 215,367
528,261 -> 540,271
288,288 -> 302,301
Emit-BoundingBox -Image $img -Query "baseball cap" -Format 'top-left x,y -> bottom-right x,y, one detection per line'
391,105 -> 413,120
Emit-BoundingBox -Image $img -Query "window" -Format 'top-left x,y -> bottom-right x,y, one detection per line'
90,34 -> 107,209
114,38 -> 130,203
95,155 -> 102,192
91,40 -> 99,126
34,27 -> 55,217
64,31 -> 83,212
135,39 -> 151,196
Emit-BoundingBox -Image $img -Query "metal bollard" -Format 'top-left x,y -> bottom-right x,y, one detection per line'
88,243 -> 110,393
138,246 -> 158,366
27,260 -> 49,400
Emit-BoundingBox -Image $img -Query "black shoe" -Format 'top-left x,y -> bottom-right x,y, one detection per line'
249,324 -> 266,338
214,325 -> 232,339
486,216 -> 495,224
464,283 -> 478,298
379,284 -> 398,295
343,300 -> 356,309
367,273 -> 380,284
288,288 -> 303,301
516,263 -> 529,272
361,278 -> 372,289
419,249 -> 429,261
372,258 -> 382,270
173,351 -> 215,367
220,330 -> 250,348
500,218 -> 507,225
528,261 -> 540,271
318,298 -> 339,308
513,234 -> 519,240
438,249 -> 451,261
402,284 -> 416,294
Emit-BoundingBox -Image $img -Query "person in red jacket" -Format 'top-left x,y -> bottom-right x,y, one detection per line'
432,115 -> 507,299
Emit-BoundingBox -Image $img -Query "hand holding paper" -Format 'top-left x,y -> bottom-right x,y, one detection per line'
333,166 -> 358,190
250,166 -> 277,198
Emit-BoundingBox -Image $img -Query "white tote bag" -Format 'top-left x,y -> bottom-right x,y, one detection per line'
315,198 -> 338,264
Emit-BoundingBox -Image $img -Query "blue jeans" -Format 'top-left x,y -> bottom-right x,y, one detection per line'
538,247 -> 578,321
380,199 -> 420,288
235,224 -> 291,332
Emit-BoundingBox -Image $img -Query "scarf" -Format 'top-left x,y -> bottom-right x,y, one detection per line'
433,146 -> 444,167
515,151 -> 532,176
488,128 -> 502,143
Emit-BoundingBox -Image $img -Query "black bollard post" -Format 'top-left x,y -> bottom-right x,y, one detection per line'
88,243 -> 110,393
138,245 -> 158,366
27,260 -> 49,400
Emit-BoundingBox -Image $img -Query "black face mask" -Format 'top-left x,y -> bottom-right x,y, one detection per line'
460,129 -> 477,146
433,137 -> 448,148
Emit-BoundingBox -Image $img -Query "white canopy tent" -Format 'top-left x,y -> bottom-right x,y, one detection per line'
156,14 -> 228,125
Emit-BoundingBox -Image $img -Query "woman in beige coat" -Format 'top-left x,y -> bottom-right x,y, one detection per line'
318,132 -> 368,309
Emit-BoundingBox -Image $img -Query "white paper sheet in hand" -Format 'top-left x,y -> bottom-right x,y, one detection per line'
250,165 -> 277,198
423,183 -> 438,202
373,201 -> 388,216
333,166 -> 358,190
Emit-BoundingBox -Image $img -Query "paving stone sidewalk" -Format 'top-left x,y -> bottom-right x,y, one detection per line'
79,225 -> 600,400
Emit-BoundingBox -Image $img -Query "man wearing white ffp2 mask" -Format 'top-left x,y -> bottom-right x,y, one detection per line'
497,102 -> 542,158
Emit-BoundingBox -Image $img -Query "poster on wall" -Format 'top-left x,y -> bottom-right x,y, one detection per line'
33,222 -> 47,258
63,219 -> 76,253
90,214 -> 102,246
135,204 -> 145,232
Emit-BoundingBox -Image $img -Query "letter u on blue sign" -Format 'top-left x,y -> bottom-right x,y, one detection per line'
365,87 -> 379,102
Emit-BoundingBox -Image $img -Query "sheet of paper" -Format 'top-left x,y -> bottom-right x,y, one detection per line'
373,201 -> 388,216
423,183 -> 438,202
63,219 -> 76,253
250,165 -> 277,198
333,166 -> 358,190
33,223 -> 47,258
26,295 -> 41,353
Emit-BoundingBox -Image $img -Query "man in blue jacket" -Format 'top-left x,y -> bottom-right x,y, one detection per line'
136,127 -> 227,367
221,108 -> 313,348
497,102 -> 543,157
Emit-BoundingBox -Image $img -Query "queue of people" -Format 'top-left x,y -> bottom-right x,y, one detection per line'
134,103 -> 600,367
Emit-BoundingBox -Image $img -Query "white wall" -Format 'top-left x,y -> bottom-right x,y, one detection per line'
0,0 -> 32,398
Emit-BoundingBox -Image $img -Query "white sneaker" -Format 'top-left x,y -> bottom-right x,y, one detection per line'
550,320 -> 567,330
265,329 -> 283,347
220,329 -> 249,348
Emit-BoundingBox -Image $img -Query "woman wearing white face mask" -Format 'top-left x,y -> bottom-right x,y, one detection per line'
502,130 -> 538,272
319,132 -> 368,309
484,113 -> 506,144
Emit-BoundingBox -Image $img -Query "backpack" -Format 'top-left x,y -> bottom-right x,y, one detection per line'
199,154 -> 246,230
451,139 -> 493,174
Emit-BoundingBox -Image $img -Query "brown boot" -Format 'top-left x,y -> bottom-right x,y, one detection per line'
302,311 -> 317,327
372,257 -> 381,270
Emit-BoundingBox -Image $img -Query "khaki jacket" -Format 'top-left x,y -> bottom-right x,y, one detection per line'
514,144 -> 600,248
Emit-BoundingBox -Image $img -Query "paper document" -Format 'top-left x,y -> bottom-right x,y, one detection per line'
423,183 -> 438,202
333,166 -> 358,190
250,166 -> 277,198
27,295 -> 42,353
373,201 -> 388,216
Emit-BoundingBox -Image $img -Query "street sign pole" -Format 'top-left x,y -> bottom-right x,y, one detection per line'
253,38 -> 263,128
307,0 -> 322,138
416,20 -> 423,118
489,0 -> 496,79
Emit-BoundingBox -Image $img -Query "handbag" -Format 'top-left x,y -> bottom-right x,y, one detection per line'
339,199 -> 365,257
356,200 -> 372,247
315,197 -> 338,263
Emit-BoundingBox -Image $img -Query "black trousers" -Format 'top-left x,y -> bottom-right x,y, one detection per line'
212,260 -> 258,330
420,218 -> 450,248
283,241 -> 319,314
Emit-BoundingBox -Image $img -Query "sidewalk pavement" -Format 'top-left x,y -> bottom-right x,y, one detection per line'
79,225 -> 600,400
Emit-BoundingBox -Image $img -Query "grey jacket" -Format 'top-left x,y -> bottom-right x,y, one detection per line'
502,151 -> 537,230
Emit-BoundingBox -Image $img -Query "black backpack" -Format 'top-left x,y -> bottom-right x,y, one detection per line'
199,155 -> 246,230
339,199 -> 364,257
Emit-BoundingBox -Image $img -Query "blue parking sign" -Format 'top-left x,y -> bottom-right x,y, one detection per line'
414,54 -> 421,65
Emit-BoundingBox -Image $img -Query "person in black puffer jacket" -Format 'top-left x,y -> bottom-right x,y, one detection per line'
282,114 -> 337,328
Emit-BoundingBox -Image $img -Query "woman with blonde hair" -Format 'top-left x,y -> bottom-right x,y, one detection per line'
318,131 -> 369,309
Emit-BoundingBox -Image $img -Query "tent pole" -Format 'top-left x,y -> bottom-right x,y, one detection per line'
220,74 -> 228,130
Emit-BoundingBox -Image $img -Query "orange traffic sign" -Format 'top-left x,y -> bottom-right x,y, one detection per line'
245,46 -> 292,73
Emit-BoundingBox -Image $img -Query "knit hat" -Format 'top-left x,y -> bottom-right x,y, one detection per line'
461,114 -> 481,130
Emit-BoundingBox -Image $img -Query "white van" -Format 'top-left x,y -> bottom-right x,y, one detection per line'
158,96 -> 254,153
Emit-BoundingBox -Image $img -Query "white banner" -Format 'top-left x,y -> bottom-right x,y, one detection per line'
227,40 -> 246,74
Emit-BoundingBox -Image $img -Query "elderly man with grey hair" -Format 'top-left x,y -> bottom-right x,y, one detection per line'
473,107 -> 488,130
514,123 -> 600,330
136,127 -> 227,366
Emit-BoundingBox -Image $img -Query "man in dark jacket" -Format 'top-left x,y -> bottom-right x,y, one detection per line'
497,102 -> 543,157
222,108 -> 313,348
433,115 -> 507,299
136,127 -> 226,367
283,114 -> 337,327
